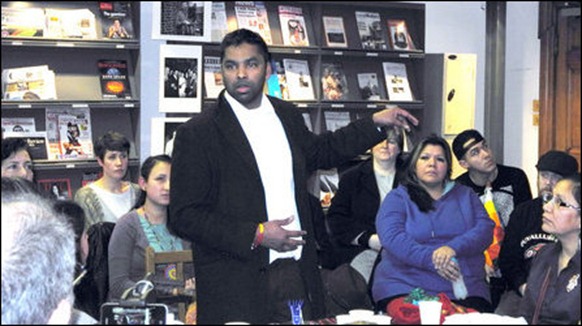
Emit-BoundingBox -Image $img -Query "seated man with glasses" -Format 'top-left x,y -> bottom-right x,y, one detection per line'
497,150 -> 579,316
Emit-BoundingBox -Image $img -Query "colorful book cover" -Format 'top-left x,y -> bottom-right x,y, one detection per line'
278,5 -> 309,47
321,62 -> 349,101
355,11 -> 386,50
46,107 -> 94,160
266,60 -> 290,100
234,1 -> 273,45
99,1 -> 134,39
98,60 -> 132,99
387,19 -> 416,51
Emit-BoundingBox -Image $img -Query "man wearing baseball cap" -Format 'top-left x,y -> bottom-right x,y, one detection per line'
452,129 -> 533,309
496,150 -> 579,316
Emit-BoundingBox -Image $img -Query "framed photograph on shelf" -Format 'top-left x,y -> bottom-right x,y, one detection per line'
150,117 -> 189,156
159,44 -> 203,113
38,178 -> 72,200
151,1 -> 212,42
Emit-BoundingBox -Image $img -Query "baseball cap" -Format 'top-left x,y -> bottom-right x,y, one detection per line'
452,129 -> 484,161
536,150 -> 579,176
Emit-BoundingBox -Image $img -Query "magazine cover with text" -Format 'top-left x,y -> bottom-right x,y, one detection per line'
98,59 -> 132,99
99,1 -> 135,39
278,5 -> 309,47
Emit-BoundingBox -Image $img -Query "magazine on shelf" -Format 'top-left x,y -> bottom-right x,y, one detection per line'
357,73 -> 382,101
355,11 -> 386,50
45,8 -> 98,39
97,60 -> 132,99
282,58 -> 315,101
204,56 -> 223,98
1,117 -> 36,134
99,1 -> 135,39
38,178 -> 72,200
2,65 -> 57,101
322,16 -> 347,48
278,5 -> 309,47
382,62 -> 414,101
1,132 -> 48,160
267,60 -> 289,100
321,62 -> 348,101
234,1 -> 273,45
211,2 -> 229,42
324,111 -> 351,132
387,19 -> 416,51
46,107 -> 94,160
1,6 -> 45,37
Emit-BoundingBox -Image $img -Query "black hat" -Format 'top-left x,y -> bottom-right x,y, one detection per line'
452,129 -> 484,161
536,150 -> 579,176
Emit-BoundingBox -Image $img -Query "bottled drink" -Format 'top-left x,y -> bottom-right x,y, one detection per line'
451,257 -> 468,299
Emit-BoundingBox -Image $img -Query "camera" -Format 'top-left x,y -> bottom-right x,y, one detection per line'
100,302 -> 168,325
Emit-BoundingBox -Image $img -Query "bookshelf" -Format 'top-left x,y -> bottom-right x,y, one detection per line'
1,1 -> 141,194
197,1 -> 426,140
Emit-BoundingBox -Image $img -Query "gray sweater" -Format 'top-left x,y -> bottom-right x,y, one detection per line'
107,210 -> 191,300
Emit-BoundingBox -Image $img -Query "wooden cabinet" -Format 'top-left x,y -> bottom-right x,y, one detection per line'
423,53 -> 477,178
1,1 -> 141,194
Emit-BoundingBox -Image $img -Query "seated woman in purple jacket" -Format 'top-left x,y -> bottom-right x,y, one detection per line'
372,135 -> 494,313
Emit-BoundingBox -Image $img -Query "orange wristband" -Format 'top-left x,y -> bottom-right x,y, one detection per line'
251,223 -> 265,250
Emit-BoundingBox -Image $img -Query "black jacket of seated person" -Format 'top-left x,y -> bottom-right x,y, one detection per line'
74,222 -> 115,320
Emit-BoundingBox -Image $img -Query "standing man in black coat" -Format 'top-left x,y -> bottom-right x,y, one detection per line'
168,28 -> 418,324
496,150 -> 579,316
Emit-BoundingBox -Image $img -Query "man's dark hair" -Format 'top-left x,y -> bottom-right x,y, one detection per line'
2,138 -> 30,162
94,131 -> 130,161
220,28 -> 271,65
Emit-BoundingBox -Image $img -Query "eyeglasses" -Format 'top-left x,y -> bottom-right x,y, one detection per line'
542,193 -> 581,211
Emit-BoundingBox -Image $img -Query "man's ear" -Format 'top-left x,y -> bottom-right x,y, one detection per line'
458,159 -> 469,169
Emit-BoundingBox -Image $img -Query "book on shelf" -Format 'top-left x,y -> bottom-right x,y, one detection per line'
99,1 -> 135,39
324,111 -> 351,132
46,107 -> 94,160
266,60 -> 290,100
1,117 -> 36,134
211,2 -> 229,42
38,178 -> 72,200
97,60 -> 132,99
355,11 -> 387,50
2,65 -> 57,101
234,1 -> 273,45
387,19 -> 416,51
45,8 -> 98,39
322,16 -> 347,48
321,62 -> 349,101
278,5 -> 309,47
302,112 -> 313,132
357,73 -> 382,101
204,56 -> 223,98
1,6 -> 45,37
282,58 -> 315,101
1,132 -> 49,161
382,62 -> 414,101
